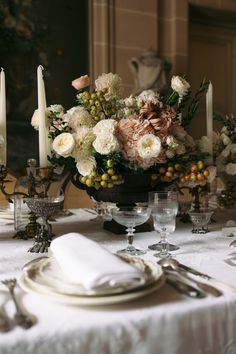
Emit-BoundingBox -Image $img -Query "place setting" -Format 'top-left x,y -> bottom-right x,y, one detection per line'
19,232 -> 165,306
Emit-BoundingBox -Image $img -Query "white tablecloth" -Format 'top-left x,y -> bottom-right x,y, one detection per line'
0,209 -> 236,354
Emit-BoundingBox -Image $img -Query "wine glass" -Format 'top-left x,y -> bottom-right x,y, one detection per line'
150,192 -> 178,258
148,191 -> 179,251
25,191 -> 64,253
111,206 -> 151,256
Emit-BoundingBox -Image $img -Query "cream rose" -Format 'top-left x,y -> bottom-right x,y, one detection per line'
52,132 -> 75,157
137,134 -> 161,159
93,133 -> 120,154
171,76 -> 190,96
72,75 -> 91,90
76,156 -> 96,176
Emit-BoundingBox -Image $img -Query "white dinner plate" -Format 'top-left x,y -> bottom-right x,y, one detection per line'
19,256 -> 164,305
19,272 -> 164,306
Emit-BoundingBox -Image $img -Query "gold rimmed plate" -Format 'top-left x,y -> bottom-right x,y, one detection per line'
19,256 -> 164,305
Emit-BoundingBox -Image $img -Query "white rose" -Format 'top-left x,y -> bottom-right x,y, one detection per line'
76,156 -> 96,176
31,109 -> 39,130
171,76 -> 190,96
93,119 -> 117,136
226,163 -> 236,175
137,134 -> 161,159
52,132 -> 75,157
221,132 -> 231,146
93,133 -> 120,154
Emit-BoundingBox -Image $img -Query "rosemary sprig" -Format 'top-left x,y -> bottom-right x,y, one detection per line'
181,78 -> 209,127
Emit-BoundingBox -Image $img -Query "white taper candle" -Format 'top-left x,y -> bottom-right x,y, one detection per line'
37,65 -> 51,167
206,81 -> 213,164
0,68 -> 7,165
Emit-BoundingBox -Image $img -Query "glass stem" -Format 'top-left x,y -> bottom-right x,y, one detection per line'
160,229 -> 169,256
126,226 -> 135,250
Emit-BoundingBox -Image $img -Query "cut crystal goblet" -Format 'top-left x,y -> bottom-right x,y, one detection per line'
111,206 -> 151,256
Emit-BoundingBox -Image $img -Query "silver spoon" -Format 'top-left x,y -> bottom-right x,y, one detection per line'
158,258 -> 222,297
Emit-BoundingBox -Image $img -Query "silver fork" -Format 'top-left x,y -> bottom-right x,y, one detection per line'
0,309 -> 10,332
1,278 -> 35,329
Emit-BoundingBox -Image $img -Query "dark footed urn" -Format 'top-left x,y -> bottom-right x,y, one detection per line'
72,173 -> 170,234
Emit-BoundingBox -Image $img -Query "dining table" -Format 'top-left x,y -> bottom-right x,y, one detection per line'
0,207 -> 236,354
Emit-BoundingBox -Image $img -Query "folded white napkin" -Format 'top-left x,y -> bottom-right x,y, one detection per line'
50,233 -> 146,290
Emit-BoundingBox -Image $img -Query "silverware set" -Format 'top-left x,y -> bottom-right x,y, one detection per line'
0,278 -> 36,332
158,258 -> 226,298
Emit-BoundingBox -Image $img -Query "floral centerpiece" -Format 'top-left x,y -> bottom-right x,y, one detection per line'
32,72 -> 214,204
199,114 -> 236,208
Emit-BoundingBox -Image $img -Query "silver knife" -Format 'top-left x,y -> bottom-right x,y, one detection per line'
164,272 -> 206,298
177,262 -> 236,293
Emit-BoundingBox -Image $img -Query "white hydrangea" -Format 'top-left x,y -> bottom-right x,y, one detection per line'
64,106 -> 94,129
124,96 -> 137,107
138,90 -> 160,104
95,73 -> 123,96
93,133 -> 120,155
198,136 -> 212,154
93,119 -> 117,136
72,127 -> 95,159
171,76 -> 190,97
46,104 -> 64,118
137,134 -> 161,159
52,132 -> 75,157
76,156 -> 97,176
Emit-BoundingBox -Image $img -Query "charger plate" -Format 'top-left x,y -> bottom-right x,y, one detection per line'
19,256 -> 164,306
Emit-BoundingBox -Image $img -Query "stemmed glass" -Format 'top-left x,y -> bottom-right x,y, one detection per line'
111,206 -> 151,256
148,191 -> 179,252
149,191 -> 178,258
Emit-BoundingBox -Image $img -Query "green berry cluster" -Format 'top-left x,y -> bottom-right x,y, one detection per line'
79,168 -> 124,190
79,90 -> 116,121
